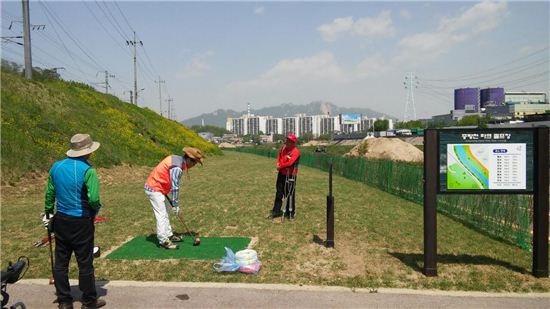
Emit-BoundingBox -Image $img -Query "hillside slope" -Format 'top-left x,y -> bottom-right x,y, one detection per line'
1,68 -> 220,184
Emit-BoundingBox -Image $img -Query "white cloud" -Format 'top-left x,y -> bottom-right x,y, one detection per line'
353,10 -> 395,38
400,9 -> 411,19
395,1 -> 508,64
254,6 -> 265,15
356,54 -> 389,78
226,51 -> 346,92
318,11 -> 395,42
317,17 -> 353,42
178,51 -> 215,78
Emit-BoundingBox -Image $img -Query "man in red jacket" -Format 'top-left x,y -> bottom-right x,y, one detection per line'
269,134 -> 300,219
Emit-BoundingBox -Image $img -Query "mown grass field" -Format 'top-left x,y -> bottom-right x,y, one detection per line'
1,151 -> 549,292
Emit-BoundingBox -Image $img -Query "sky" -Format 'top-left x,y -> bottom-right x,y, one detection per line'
1,1 -> 549,122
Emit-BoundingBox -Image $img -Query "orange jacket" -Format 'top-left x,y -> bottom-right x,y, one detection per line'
145,155 -> 186,195
277,145 -> 300,176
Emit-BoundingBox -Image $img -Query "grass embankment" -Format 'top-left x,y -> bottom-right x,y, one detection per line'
0,68 -> 220,184
1,151 -> 548,292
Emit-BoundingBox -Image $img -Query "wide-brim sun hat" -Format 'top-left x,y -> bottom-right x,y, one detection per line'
66,133 -> 100,157
182,147 -> 204,165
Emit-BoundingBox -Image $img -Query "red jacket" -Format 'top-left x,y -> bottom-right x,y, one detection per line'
277,145 -> 300,176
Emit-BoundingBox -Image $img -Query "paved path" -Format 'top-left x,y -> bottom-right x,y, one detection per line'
4,280 -> 549,308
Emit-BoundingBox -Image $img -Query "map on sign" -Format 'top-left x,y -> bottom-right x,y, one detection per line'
447,143 -> 526,190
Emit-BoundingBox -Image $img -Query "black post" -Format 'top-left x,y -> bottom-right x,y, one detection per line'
533,127 -> 549,278
326,159 -> 335,248
423,129 -> 438,276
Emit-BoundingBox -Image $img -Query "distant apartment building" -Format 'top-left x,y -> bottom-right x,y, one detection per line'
298,115 -> 313,136
282,117 -> 298,136
264,118 -> 283,134
229,118 -> 245,136
246,117 -> 260,135
227,113 -> 384,137
319,116 -> 335,135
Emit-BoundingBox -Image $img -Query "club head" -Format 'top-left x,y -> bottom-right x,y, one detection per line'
49,277 -> 55,285
193,238 -> 201,246
93,246 -> 101,258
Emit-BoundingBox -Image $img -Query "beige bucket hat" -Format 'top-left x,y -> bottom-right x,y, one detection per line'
182,147 -> 204,165
66,134 -> 101,157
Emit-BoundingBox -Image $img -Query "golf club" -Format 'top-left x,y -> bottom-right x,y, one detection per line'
46,213 -> 55,285
165,195 -> 201,246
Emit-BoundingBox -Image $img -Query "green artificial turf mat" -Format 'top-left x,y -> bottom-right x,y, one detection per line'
106,235 -> 251,260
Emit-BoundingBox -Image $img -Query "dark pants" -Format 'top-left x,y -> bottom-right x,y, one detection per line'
53,213 -> 97,305
272,171 -> 297,217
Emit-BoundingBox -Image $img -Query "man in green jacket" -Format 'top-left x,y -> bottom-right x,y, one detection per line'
43,134 -> 106,309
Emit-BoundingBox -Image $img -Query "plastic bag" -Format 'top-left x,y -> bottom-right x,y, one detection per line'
235,249 -> 261,274
213,247 -> 240,272
239,261 -> 262,274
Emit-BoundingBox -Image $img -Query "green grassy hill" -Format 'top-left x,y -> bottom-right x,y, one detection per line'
0,67 -> 220,184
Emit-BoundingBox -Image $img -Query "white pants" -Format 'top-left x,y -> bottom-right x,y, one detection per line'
145,190 -> 173,244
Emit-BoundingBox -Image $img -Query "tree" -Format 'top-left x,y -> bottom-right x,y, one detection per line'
189,125 -> 229,137
297,132 -> 313,144
272,134 -> 285,143
457,115 -> 480,126
374,119 -> 389,131
396,120 -> 425,129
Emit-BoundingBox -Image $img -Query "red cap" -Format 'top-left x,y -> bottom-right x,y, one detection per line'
286,134 -> 297,143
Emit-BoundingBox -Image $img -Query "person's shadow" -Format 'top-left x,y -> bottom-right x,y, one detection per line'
68,280 -> 109,302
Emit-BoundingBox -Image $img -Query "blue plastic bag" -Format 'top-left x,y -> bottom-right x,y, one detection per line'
213,247 -> 240,272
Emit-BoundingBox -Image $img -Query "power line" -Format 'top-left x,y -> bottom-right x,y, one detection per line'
38,1 -> 105,71
421,46 -> 549,82
113,1 -> 134,34
94,1 -> 130,42
82,1 -> 132,57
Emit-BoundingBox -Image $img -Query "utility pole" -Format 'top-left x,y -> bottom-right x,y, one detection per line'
403,72 -> 418,122
22,0 -> 32,79
104,70 -> 115,94
155,77 -> 165,116
126,31 -> 142,105
166,97 -> 174,120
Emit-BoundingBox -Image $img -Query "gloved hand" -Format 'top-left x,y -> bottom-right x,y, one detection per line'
42,213 -> 51,228
172,206 -> 180,215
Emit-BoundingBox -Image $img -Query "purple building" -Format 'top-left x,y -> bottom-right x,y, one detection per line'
454,88 -> 480,111
480,87 -> 505,108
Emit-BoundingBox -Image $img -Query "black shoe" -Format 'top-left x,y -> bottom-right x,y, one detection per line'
81,299 -> 106,309
58,302 -> 74,309
266,212 -> 283,219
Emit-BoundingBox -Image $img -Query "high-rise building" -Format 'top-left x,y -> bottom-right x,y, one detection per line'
282,117 -> 298,136
247,117 -> 260,135
319,117 -> 335,135
299,116 -> 313,136
231,118 -> 245,136
266,118 -> 280,135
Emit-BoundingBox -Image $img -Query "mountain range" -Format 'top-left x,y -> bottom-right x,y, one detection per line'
181,101 -> 395,128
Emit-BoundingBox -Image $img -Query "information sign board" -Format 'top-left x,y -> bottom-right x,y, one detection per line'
438,129 -> 534,193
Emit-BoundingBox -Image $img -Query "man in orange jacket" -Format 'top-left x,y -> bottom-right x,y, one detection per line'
144,147 -> 204,249
269,134 -> 300,219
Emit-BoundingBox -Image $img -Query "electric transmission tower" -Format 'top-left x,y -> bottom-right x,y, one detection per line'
403,72 -> 418,122
126,31 -> 143,105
